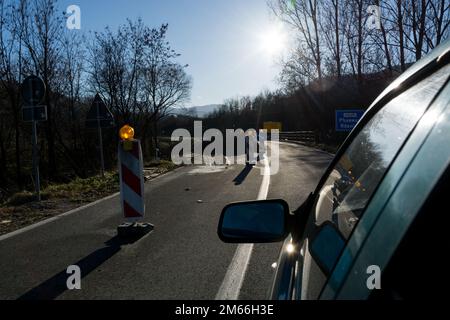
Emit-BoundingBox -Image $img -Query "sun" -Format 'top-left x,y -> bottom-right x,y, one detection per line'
258,25 -> 287,58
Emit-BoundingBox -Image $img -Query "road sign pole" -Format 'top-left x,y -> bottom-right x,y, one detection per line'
96,101 -> 105,177
21,75 -> 46,203
32,120 -> 41,201
85,93 -> 115,174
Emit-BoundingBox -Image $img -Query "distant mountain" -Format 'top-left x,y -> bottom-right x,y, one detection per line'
175,104 -> 222,118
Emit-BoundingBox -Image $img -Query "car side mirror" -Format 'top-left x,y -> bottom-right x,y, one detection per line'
309,222 -> 346,275
218,199 -> 290,243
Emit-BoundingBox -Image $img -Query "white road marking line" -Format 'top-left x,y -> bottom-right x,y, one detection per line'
215,151 -> 271,300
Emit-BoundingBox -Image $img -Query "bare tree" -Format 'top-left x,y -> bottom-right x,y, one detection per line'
0,0 -> 28,187
49,31 -> 88,176
22,0 -> 64,179
270,0 -> 323,81
371,0 -> 393,74
425,0 -> 450,49
321,0 -> 343,77
404,0 -> 428,60
278,47 -> 316,92
343,0 -> 370,81
394,0 -> 407,70
59,32 -> 84,126
89,19 -> 150,126
143,63 -> 192,122
141,24 -> 192,150
90,21 -> 191,156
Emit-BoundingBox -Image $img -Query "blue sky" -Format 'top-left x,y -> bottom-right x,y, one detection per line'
59,0 -> 289,107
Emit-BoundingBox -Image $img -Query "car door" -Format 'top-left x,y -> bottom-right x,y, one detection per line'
294,55 -> 450,300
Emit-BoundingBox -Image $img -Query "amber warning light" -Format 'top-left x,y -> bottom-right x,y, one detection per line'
119,125 -> 135,141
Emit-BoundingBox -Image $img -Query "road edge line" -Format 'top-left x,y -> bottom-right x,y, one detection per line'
0,167 -> 184,242
0,192 -> 120,242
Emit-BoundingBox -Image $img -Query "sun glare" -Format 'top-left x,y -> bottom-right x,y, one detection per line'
259,25 -> 287,58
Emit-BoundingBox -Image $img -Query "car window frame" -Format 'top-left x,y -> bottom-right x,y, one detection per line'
302,47 -> 450,300
314,63 -> 450,301
330,77 -> 450,299
310,41 -> 450,201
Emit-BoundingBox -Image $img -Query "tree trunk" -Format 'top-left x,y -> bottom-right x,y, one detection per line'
153,120 -> 159,159
334,0 -> 341,78
357,0 -> 363,82
312,2 -> 322,81
415,0 -> 427,60
435,0 -> 445,45
397,0 -> 406,71
376,0 -> 393,74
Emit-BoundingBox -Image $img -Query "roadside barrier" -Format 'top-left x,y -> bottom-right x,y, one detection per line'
117,125 -> 153,237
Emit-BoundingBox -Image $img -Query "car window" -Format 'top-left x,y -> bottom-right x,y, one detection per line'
314,66 -> 449,239
303,64 -> 450,298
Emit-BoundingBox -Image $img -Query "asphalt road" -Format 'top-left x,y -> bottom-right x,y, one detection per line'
0,142 -> 332,300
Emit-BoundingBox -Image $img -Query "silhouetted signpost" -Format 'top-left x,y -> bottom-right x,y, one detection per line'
86,93 -> 115,177
21,75 -> 47,201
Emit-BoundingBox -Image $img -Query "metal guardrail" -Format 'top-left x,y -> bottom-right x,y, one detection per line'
279,131 -> 317,143
161,132 -> 318,144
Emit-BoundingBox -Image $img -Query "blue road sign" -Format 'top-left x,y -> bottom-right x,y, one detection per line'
335,109 -> 365,132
